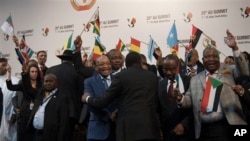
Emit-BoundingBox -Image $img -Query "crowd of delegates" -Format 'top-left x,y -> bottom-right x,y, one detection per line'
0,29 -> 249,141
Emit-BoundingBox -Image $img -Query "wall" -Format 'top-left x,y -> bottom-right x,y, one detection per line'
0,0 -> 250,76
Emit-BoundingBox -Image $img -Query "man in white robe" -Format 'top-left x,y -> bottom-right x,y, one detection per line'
0,58 -> 19,141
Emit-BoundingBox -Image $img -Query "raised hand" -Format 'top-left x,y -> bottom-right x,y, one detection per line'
74,35 -> 82,52
224,29 -> 238,51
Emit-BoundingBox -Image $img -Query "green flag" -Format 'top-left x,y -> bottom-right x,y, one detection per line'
209,76 -> 223,88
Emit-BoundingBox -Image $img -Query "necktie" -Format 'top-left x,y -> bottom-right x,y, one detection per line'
201,74 -> 212,113
103,78 -> 109,89
188,67 -> 196,77
167,80 -> 175,103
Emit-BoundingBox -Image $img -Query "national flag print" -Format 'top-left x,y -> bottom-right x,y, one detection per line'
1,15 -> 14,36
63,33 -> 73,50
209,76 -> 223,88
167,22 -> 178,48
92,37 -> 105,60
90,9 -> 100,36
15,48 -> 26,65
201,76 -> 223,113
147,37 -> 157,61
95,37 -> 106,52
116,39 -> 126,52
170,45 -> 179,56
130,37 -> 140,53
189,25 -> 203,49
92,46 -> 103,61
17,35 -> 34,64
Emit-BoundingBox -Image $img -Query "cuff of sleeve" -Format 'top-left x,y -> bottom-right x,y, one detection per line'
239,89 -> 245,97
177,96 -> 184,107
233,50 -> 240,57
86,96 -> 91,103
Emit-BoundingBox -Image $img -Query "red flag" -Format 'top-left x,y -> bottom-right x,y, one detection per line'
189,25 -> 203,49
130,37 -> 140,53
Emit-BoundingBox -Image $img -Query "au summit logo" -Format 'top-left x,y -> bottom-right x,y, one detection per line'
128,17 -> 136,28
70,0 -> 96,11
42,27 -> 49,36
183,12 -> 193,23
240,6 -> 250,18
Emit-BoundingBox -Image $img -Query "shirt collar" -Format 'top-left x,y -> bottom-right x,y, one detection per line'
187,65 -> 198,71
99,74 -> 111,80
205,70 -> 219,76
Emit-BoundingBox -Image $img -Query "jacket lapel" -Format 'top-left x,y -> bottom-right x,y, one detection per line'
198,71 -> 206,91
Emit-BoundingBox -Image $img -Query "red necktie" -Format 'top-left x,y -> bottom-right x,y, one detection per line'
201,74 -> 212,113
167,80 -> 175,103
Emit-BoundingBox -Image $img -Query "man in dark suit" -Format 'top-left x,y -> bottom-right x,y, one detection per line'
36,50 -> 48,79
27,73 -> 70,141
158,54 -> 194,141
84,55 -> 116,141
82,52 -> 161,141
46,49 -> 83,140
106,49 -> 125,75
180,48 -> 204,77
175,30 -> 249,141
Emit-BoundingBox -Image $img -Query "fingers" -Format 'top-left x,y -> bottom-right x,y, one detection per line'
232,85 -> 244,95
6,64 -> 11,71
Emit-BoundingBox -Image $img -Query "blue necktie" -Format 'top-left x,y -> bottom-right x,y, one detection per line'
103,78 -> 108,89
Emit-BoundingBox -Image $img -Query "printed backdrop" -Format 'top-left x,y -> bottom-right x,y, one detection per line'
0,0 -> 250,76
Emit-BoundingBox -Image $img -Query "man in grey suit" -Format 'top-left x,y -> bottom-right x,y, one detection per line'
82,52 -> 161,141
174,30 -> 249,141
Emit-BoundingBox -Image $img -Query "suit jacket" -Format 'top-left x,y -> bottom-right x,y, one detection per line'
84,74 -> 116,140
46,61 -> 83,121
182,71 -> 247,139
88,67 -> 161,141
27,89 -> 70,141
158,74 -> 193,141
181,52 -> 249,139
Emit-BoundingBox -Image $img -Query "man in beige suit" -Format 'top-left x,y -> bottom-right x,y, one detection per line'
175,30 -> 248,141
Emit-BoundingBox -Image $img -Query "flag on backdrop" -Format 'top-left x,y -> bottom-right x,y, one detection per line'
63,33 -> 73,50
116,38 -> 126,52
130,37 -> 141,53
90,9 -> 100,36
189,25 -> 203,49
92,37 -> 105,60
167,22 -> 178,48
1,15 -> 14,36
148,36 -> 157,61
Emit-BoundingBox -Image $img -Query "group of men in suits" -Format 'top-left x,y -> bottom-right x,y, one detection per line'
82,29 -> 250,141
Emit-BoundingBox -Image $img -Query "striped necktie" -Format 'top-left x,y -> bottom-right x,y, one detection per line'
103,77 -> 108,89
201,74 -> 212,113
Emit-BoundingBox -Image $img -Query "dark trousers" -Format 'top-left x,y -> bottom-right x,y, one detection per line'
33,129 -> 44,141
198,119 -> 231,141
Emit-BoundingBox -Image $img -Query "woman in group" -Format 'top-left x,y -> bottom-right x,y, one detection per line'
6,62 -> 43,141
